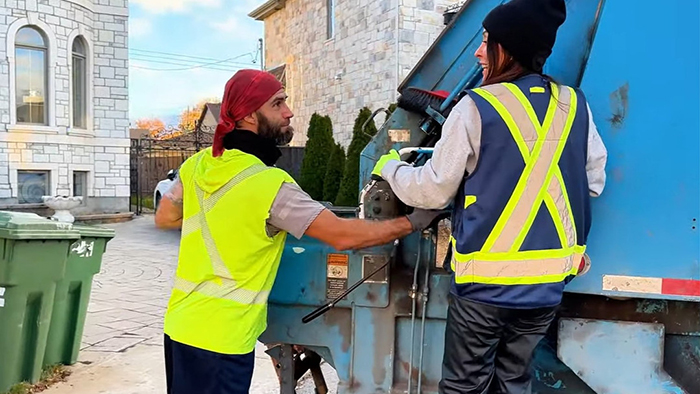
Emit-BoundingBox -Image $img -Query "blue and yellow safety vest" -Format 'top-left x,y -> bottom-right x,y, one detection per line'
451,74 -> 591,308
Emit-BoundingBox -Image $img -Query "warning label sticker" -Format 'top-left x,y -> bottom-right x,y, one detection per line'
326,253 -> 349,299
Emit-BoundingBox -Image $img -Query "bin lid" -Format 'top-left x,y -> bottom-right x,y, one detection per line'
0,211 -> 81,240
72,224 -> 116,240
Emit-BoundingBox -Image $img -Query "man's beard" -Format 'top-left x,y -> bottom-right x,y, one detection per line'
257,112 -> 294,146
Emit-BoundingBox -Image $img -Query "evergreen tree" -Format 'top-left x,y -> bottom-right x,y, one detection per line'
323,143 -> 346,203
335,107 -> 378,206
298,114 -> 334,200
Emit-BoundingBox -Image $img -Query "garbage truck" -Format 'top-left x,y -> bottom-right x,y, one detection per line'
260,1 -> 700,393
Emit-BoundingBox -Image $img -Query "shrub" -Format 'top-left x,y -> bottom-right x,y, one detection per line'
335,107 -> 378,206
298,114 -> 334,200
323,143 -> 346,203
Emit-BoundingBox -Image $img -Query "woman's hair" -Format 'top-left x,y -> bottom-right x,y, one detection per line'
482,39 -> 532,85
482,36 -> 565,108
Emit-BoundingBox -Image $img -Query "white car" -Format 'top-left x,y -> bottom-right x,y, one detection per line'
153,168 -> 178,210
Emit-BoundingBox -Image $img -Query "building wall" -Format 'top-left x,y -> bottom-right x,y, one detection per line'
0,0 -> 130,212
201,109 -> 218,129
262,0 -> 460,147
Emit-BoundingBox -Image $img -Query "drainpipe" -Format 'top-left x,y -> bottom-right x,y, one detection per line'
259,38 -> 264,70
395,0 -> 400,92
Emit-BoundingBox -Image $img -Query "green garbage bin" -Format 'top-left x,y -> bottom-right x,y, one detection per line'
43,224 -> 115,367
0,211 -> 80,393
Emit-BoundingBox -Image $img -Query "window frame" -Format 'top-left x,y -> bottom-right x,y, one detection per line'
72,170 -> 87,197
69,165 -> 95,199
17,169 -> 51,204
326,0 -> 335,40
71,36 -> 88,130
14,26 -> 49,126
6,17 -> 58,133
67,29 -> 93,135
9,163 -> 59,202
72,170 -> 89,205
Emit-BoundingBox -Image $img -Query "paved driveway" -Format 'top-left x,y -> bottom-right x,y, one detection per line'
43,215 -> 337,394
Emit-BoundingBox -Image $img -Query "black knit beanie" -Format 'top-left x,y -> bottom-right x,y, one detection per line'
482,0 -> 566,72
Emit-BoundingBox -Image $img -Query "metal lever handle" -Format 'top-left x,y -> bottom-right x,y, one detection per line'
361,107 -> 390,138
302,244 -> 397,324
302,303 -> 332,324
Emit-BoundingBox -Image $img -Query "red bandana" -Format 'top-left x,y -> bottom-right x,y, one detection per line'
212,69 -> 282,157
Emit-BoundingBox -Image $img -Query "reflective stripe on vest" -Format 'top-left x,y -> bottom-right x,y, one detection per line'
450,239 -> 585,285
452,83 -> 583,286
175,160 -> 270,305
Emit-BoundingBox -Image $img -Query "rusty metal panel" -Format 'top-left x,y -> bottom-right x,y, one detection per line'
558,319 -> 686,394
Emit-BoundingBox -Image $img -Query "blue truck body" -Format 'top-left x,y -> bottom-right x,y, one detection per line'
261,1 -> 700,392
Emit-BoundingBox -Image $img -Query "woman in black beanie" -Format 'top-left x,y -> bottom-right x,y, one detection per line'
374,0 -> 608,393
478,0 -> 567,84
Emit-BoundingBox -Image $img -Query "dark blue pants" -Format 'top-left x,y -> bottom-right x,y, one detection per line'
164,334 -> 255,394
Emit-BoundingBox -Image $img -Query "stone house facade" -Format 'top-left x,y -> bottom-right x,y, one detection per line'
0,0 -> 129,215
249,0 -> 461,147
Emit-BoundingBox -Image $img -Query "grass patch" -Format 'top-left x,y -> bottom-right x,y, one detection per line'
130,195 -> 155,210
4,365 -> 71,394
5,383 -> 31,394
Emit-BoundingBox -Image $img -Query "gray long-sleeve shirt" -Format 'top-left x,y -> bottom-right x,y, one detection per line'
380,94 -> 608,209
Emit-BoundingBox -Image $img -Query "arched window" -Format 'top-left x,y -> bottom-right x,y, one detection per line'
15,26 -> 48,125
72,36 -> 87,129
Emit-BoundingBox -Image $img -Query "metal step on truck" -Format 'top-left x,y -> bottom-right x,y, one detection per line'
260,1 -> 700,393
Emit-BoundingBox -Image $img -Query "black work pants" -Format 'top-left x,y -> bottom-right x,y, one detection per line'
439,295 -> 557,394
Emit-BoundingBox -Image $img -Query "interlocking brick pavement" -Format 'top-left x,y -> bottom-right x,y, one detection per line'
78,215 -> 177,357
43,215 -> 337,394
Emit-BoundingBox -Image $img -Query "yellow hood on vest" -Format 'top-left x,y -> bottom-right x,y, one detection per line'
192,148 -> 264,195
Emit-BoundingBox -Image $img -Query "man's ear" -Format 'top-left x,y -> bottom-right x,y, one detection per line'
242,112 -> 258,125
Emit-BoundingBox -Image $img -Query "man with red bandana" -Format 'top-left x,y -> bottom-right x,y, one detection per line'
154,69 -> 445,394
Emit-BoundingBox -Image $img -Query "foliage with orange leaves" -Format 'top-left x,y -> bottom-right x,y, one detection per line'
135,97 -> 221,140
135,118 -> 165,137
179,97 -> 221,132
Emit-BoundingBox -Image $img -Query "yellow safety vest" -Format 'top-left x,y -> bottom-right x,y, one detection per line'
164,147 -> 295,354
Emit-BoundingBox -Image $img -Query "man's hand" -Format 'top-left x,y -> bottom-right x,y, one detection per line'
371,149 -> 401,177
406,209 -> 450,232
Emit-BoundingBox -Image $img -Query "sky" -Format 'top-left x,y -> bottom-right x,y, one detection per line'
127,0 -> 265,126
